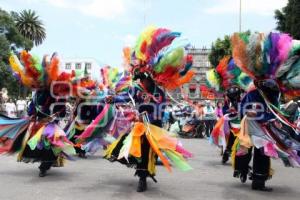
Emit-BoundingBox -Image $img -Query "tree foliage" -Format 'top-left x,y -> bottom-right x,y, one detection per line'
209,35 -> 232,67
0,8 -> 33,98
209,30 -> 250,67
275,0 -> 300,39
15,9 -> 46,46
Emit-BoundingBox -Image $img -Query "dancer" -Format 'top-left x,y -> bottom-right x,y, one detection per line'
206,56 -> 252,164
104,26 -> 194,192
67,76 -> 98,158
0,51 -> 75,177
231,32 -> 300,191
73,67 -> 127,155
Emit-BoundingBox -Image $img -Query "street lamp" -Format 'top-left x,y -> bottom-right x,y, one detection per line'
239,0 -> 242,32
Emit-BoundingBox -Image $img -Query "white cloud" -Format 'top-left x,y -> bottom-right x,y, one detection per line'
122,34 -> 136,46
204,0 -> 287,16
39,0 -> 131,19
111,33 -> 136,46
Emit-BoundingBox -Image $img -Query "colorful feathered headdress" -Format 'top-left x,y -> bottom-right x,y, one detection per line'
128,26 -> 194,91
206,56 -> 252,92
9,51 -> 79,97
232,32 -> 300,99
9,50 -> 71,89
276,40 -> 300,98
232,32 -> 292,80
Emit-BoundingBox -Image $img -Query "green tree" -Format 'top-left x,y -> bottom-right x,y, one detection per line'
209,30 -> 251,67
0,8 -> 33,98
275,0 -> 300,39
209,35 -> 232,67
15,9 -> 46,46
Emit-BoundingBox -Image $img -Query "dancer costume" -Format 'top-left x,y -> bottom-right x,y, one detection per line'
104,26 -> 195,192
0,51 -> 75,177
67,77 -> 99,158
231,32 -> 300,191
73,67 -> 129,155
206,56 -> 252,164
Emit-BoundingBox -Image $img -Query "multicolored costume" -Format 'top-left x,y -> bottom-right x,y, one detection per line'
66,77 -> 100,158
206,56 -> 252,164
72,67 -> 126,155
231,32 -> 300,191
0,51 -> 75,177
104,26 -> 194,192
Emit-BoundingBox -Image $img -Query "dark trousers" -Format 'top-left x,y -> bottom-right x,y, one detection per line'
135,135 -> 151,178
234,147 -> 270,181
226,131 -> 236,153
38,149 -> 57,172
135,120 -> 161,179
205,119 -> 216,137
252,147 -> 271,181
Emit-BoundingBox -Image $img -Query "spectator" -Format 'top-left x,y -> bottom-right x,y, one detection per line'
195,101 -> 204,119
16,98 -> 27,117
5,98 -> 17,118
203,100 -> 216,137
163,105 -> 174,131
215,101 -> 224,120
0,88 -> 8,113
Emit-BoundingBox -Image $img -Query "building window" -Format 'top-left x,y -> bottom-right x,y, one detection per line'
85,63 -> 92,70
75,63 -> 81,70
65,63 -> 71,70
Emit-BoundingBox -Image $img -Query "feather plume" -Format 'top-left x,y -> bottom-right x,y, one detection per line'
129,26 -> 193,91
47,55 -> 60,82
232,32 -> 292,80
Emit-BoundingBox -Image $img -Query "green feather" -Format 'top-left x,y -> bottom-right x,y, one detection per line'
164,150 -> 192,171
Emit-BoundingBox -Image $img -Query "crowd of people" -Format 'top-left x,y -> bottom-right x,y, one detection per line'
162,100 -> 225,138
0,96 -> 29,118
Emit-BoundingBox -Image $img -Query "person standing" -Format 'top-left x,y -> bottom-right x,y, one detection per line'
203,100 -> 216,137
16,98 -> 27,117
215,101 -> 223,120
5,99 -> 17,118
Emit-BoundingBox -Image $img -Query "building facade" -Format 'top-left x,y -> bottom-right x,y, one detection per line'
60,58 -> 102,81
175,47 -> 211,101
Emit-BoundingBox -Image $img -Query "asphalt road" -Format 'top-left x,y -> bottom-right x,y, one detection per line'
0,138 -> 300,200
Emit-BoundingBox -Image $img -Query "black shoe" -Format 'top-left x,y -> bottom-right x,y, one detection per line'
137,178 -> 147,192
78,153 -> 87,159
233,171 -> 239,178
252,180 -> 273,192
222,151 -> 229,164
39,170 -> 47,177
240,173 -> 247,183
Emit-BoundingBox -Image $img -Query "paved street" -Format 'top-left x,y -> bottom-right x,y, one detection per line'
0,138 -> 300,200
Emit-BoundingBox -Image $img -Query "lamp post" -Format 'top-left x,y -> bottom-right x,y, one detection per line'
239,0 -> 242,32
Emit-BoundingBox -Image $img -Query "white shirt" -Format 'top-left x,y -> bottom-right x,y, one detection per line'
5,102 -> 17,118
203,105 -> 216,119
16,100 -> 27,111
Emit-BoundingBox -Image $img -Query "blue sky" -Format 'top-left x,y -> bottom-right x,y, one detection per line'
1,0 -> 287,67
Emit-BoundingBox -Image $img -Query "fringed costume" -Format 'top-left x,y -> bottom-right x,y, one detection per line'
66,77 -> 100,158
103,26 -> 194,192
0,51 -> 76,177
72,68 -> 127,155
231,32 -> 300,191
206,56 -> 252,164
